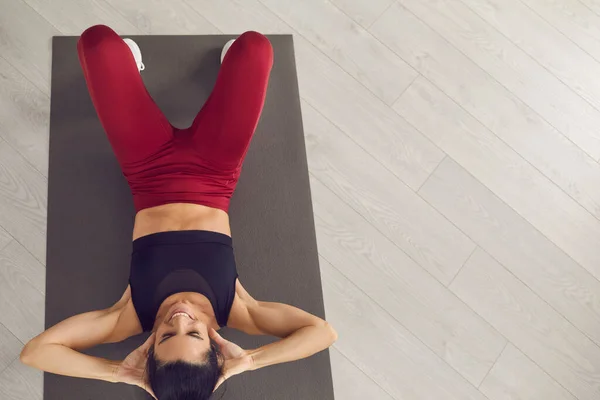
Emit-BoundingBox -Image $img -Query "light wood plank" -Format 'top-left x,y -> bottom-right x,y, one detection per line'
400,78 -> 600,307
0,358 -> 43,400
185,0 -> 291,34
23,0 -> 138,35
480,344 -> 576,400
0,241 -> 45,343
329,347 -> 394,400
0,57 -> 50,176
399,0 -> 600,161
520,0 -> 600,63
460,0 -> 600,120
328,0 -> 394,28
1,240 -> 46,294
310,171 -> 505,385
372,3 -> 600,221
0,139 -> 47,263
194,0 -> 444,190
0,228 -> 15,250
375,6 -> 600,272
0,324 -> 22,374
420,154 -> 600,349
295,42 -> 444,190
450,248 -> 600,400
0,0 -> 60,94
103,0 -> 220,34
418,153 -> 600,346
261,0 -> 418,104
320,257 -> 487,400
580,0 -> 600,15
303,101 -> 474,284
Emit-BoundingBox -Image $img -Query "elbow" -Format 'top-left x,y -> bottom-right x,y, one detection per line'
20,340 -> 40,366
324,322 -> 338,344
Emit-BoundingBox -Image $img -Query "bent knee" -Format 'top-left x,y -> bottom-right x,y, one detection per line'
235,31 -> 274,61
78,24 -> 121,50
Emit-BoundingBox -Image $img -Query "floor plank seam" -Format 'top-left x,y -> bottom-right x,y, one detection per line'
0,54 -> 50,98
178,0 -> 225,34
309,171 -> 454,288
580,0 -> 600,19
450,242 -> 600,349
415,155 -> 447,193
515,0 -> 600,65
446,244 -> 478,289
330,343 -> 399,400
476,341 -> 508,388
392,1 -> 600,164
19,0 -> 64,40
456,0 -> 600,136
302,98 -> 444,191
401,72 -> 600,249
254,0 -> 419,107
389,72 -> 421,108
447,279 -> 584,400
318,250 -> 496,390
367,1 -> 397,29
422,161 -> 600,349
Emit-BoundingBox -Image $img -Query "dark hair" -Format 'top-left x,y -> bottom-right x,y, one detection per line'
147,340 -> 225,400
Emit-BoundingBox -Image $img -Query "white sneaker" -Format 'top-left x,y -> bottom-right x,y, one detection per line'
123,38 -> 145,72
221,39 -> 236,64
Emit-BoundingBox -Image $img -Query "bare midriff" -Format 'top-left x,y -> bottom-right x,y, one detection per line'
132,203 -> 232,241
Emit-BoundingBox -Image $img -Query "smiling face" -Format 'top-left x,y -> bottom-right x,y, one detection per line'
153,302 -> 212,363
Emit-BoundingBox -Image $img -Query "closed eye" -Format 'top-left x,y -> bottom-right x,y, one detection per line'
159,331 -> 203,345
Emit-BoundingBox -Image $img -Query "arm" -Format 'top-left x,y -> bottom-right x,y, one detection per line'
20,285 -> 142,382
228,280 -> 338,371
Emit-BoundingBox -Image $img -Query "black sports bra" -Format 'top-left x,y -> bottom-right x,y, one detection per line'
129,230 -> 239,332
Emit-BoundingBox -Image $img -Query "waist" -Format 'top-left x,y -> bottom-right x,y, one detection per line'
132,229 -> 233,252
133,203 -> 231,240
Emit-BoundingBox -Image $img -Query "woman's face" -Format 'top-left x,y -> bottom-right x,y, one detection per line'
153,302 -> 211,363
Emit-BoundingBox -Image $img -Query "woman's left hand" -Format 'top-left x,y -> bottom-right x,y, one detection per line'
209,328 -> 254,392
114,332 -> 157,399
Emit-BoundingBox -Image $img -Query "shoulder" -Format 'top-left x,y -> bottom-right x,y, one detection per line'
107,285 -> 144,342
233,279 -> 257,306
225,279 -> 260,332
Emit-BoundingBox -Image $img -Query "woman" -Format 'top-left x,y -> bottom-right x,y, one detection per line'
20,24 -> 338,399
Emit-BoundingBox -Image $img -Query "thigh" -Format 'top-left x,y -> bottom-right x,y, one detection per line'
77,25 -> 173,166
188,31 -> 273,170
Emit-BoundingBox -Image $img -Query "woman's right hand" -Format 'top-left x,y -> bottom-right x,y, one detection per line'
114,332 -> 157,399
209,328 -> 255,392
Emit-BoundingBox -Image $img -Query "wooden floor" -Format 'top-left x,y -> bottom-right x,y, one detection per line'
1,0 -> 600,398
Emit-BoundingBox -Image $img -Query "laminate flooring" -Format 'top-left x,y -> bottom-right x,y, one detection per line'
2,0 -> 600,398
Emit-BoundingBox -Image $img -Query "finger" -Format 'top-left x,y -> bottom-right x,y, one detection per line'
209,328 -> 226,344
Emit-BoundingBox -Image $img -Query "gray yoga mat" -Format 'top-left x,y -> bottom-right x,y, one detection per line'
46,34 -> 334,400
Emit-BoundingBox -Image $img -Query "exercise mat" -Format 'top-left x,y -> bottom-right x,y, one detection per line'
46,34 -> 334,400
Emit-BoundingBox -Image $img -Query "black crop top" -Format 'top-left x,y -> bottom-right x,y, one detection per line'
129,230 -> 239,332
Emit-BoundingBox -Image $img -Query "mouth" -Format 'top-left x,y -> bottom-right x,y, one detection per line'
166,303 -> 196,322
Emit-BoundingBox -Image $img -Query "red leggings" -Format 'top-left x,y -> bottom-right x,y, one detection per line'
77,25 -> 273,213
